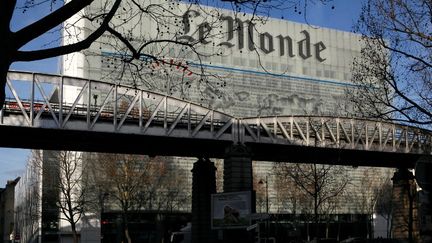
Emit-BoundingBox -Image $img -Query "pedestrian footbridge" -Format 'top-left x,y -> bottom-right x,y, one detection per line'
1,71 -> 431,167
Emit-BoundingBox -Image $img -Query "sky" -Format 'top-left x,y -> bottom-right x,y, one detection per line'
0,0 -> 366,186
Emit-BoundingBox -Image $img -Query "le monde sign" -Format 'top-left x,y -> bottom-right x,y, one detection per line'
179,10 -> 327,62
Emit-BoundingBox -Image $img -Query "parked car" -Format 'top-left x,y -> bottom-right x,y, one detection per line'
340,238 -> 366,243
170,223 -> 191,243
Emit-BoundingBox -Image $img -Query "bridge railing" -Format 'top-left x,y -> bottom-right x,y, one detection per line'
239,116 -> 432,154
1,71 -> 237,142
2,71 -> 432,155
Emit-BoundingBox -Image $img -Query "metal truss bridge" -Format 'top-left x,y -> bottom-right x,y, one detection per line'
1,71 -> 431,167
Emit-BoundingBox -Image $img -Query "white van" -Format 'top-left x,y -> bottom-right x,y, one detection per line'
170,223 -> 191,243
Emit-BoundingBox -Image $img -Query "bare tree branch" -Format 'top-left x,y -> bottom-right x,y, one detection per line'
350,0 -> 432,126
14,0 -> 122,62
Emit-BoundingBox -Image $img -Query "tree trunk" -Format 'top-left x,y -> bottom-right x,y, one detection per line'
0,0 -> 15,110
325,221 -> 329,238
366,215 -> 369,239
386,214 -> 391,238
313,164 -> 319,239
314,195 -> 319,239
0,58 -> 11,110
125,226 -> 132,243
123,213 -> 132,243
71,223 -> 79,243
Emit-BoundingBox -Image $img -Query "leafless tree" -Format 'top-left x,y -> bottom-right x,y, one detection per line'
273,164 -> 315,240
273,165 -> 310,217
352,168 -> 393,239
350,0 -> 432,126
155,170 -> 190,212
375,177 -> 394,238
2,0 -> 334,110
88,153 -> 154,243
1,0 -> 121,109
253,162 -> 280,215
88,153 -> 189,243
24,150 -> 86,243
274,163 -> 349,239
140,157 -> 190,212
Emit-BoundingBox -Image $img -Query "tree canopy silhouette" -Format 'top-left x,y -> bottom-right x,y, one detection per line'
350,0 -> 432,126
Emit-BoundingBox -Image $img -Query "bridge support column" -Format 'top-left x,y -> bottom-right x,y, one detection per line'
224,144 -> 253,192
391,168 -> 419,243
223,144 -> 254,243
415,159 -> 432,243
191,158 -> 216,243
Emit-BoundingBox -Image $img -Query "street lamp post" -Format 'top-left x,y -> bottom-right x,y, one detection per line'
93,94 -> 98,107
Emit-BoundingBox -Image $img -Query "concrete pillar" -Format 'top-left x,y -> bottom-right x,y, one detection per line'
223,144 -> 253,193
415,159 -> 432,243
223,144 -> 254,243
191,158 -> 216,243
391,168 -> 419,243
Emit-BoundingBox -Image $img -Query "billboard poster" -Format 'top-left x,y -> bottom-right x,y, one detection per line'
211,191 -> 252,229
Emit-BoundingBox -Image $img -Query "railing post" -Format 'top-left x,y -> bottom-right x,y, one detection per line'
306,118 -> 310,146
30,73 -> 35,126
233,119 -> 240,144
290,116 -> 293,140
164,96 -> 167,132
139,90 -> 143,129
187,103 -> 191,136
336,118 -> 340,148
392,125 -> 396,152
114,84 -> 118,130
256,118 -> 260,141
351,119 -> 355,149
405,128 -> 409,153
321,118 -> 325,146
59,76 -> 64,127
365,123 -> 369,150
87,80 -> 91,129
210,110 -> 214,134
378,123 -> 382,150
